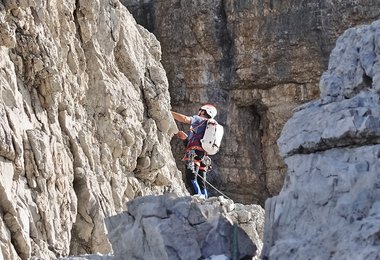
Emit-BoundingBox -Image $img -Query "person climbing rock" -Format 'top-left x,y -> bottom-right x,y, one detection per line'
171,104 -> 217,199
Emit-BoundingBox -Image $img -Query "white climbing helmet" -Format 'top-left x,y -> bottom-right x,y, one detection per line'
200,104 -> 217,119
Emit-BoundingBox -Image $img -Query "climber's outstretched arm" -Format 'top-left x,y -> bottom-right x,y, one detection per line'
171,111 -> 191,124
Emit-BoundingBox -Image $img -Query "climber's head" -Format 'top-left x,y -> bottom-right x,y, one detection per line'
199,104 -> 217,119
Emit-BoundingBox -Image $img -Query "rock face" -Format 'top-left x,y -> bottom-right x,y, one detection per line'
262,20 -> 380,259
122,0 -> 380,205
105,194 -> 265,260
0,1 -> 186,259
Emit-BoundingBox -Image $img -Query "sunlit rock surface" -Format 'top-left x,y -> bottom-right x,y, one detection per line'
262,20 -> 380,260
0,1 -> 186,259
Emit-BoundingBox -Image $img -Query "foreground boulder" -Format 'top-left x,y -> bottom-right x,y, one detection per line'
262,20 -> 380,259
105,194 -> 265,260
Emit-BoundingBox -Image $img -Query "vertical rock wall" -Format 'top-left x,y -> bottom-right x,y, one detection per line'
122,0 -> 380,205
0,0 -> 186,259
262,20 -> 380,259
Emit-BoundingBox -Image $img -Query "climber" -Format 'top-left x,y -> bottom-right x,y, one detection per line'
171,104 -> 217,199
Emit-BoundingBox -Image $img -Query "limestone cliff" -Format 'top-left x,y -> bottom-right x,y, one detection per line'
122,0 -> 380,205
262,20 -> 380,259
0,0 -> 186,259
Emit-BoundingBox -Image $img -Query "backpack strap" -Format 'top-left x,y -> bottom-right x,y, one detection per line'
186,119 -> 207,152
189,119 -> 207,135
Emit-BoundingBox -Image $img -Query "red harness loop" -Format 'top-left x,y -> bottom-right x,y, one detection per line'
185,145 -> 204,152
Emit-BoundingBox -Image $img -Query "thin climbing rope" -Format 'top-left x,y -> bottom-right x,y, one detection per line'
196,173 -> 233,201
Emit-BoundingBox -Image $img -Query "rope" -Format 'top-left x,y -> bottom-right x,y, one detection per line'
195,173 -> 233,201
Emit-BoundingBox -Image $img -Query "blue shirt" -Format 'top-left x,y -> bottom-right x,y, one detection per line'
188,115 -> 207,143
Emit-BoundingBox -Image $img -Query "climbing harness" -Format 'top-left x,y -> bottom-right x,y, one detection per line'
201,155 -> 212,168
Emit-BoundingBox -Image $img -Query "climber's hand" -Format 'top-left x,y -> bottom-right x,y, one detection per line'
177,131 -> 188,140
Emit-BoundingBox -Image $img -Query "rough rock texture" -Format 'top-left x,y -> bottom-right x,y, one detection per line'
122,0 -> 380,205
105,194 -> 265,260
0,1 -> 186,259
262,20 -> 380,259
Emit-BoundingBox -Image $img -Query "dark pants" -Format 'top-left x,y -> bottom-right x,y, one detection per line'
185,150 -> 208,197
